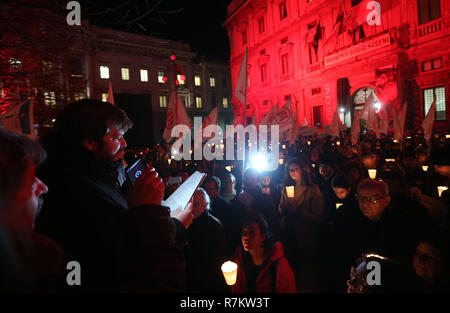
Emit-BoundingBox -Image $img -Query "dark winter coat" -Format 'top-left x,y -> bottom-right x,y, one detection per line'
232,241 -> 296,293
35,148 -> 185,292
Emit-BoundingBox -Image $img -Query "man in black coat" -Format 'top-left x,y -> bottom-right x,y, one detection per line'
35,100 -> 192,292
184,188 -> 228,293
237,168 -> 279,238
328,179 -> 428,292
204,176 -> 242,258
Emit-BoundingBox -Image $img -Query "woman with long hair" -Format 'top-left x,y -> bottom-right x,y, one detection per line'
232,214 -> 296,293
278,157 -> 325,292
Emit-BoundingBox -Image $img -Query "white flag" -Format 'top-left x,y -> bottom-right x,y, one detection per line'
225,113 -> 244,140
288,107 -> 299,146
0,98 -> 35,140
422,96 -> 436,143
235,48 -> 248,105
163,92 -> 192,143
108,80 -> 115,105
194,106 -> 219,149
351,111 -> 360,146
380,106 -> 389,135
276,99 -> 294,133
328,106 -> 341,137
260,104 -> 278,127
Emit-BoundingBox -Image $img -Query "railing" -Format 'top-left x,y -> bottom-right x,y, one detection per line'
308,61 -> 323,73
415,18 -> 442,38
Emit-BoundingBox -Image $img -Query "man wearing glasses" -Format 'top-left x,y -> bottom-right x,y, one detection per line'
326,179 -> 428,292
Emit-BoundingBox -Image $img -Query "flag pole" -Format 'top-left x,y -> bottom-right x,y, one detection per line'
242,48 -> 248,191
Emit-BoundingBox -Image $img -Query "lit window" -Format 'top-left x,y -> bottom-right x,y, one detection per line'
74,92 -> 84,101
280,2 -> 287,20
195,75 -> 201,86
160,95 -> 168,108
140,69 -> 148,82
423,86 -> 446,121
42,61 -> 54,74
101,93 -> 108,102
10,58 -> 22,70
281,54 -> 289,74
121,68 -> 129,80
422,58 -> 443,72
100,66 -> 109,79
177,74 -> 185,85
223,98 -> 228,109
158,71 -> 166,83
44,91 -> 56,106
210,77 -> 215,87
195,97 -> 202,109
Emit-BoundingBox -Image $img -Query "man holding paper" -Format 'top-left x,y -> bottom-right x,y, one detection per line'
35,99 -> 192,292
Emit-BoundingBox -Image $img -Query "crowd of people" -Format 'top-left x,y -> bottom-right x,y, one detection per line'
1,99 -> 449,293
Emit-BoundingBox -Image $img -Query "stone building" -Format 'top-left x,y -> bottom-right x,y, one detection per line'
224,0 -> 449,133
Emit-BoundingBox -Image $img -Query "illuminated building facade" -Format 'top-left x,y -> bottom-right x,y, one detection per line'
224,0 -> 449,132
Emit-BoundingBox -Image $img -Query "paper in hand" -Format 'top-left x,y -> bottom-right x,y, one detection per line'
162,171 -> 207,212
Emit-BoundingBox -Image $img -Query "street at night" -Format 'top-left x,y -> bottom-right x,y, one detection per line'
0,0 -> 449,308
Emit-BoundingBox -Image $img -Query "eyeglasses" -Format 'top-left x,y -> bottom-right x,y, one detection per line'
357,195 -> 385,204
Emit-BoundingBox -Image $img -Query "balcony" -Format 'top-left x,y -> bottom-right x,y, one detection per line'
411,17 -> 444,43
308,61 -> 324,73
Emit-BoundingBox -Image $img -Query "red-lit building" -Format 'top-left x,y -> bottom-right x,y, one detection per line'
224,0 -> 449,133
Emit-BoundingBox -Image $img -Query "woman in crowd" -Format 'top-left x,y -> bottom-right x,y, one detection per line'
232,214 -> 296,293
278,157 -> 324,292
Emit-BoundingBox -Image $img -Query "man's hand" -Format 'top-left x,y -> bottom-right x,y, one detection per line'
170,202 -> 194,229
127,168 -> 165,208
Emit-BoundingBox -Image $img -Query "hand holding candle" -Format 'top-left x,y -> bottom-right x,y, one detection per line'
286,186 -> 295,198
368,169 -> 377,179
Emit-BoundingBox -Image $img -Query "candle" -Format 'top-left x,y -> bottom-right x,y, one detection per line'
393,139 -> 399,143
336,203 -> 343,209
422,166 -> 428,172
168,158 -> 172,165
279,159 -> 284,165
286,186 -> 295,198
307,141 -> 311,146
312,163 -> 316,168
336,141 -> 341,146
385,159 -> 395,163
221,261 -> 238,286
437,186 -> 448,197
282,144 -> 286,149
368,169 -> 377,179
225,166 -> 232,172
446,134 -> 450,139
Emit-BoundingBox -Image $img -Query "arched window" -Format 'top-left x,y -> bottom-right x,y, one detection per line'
353,87 -> 381,111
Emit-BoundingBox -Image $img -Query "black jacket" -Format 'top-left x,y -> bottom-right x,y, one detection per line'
35,147 -> 185,292
184,210 -> 228,293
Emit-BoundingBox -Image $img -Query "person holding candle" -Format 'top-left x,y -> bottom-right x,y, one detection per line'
328,179 -> 426,292
232,214 -> 296,293
278,158 -> 324,292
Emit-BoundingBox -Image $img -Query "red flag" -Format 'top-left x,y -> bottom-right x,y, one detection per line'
328,105 -> 342,138
351,111 -> 361,146
194,106 -> 219,149
108,80 -> 115,105
163,92 -> 192,143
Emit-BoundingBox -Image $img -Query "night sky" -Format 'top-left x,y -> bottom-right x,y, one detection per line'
84,0 -> 231,63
